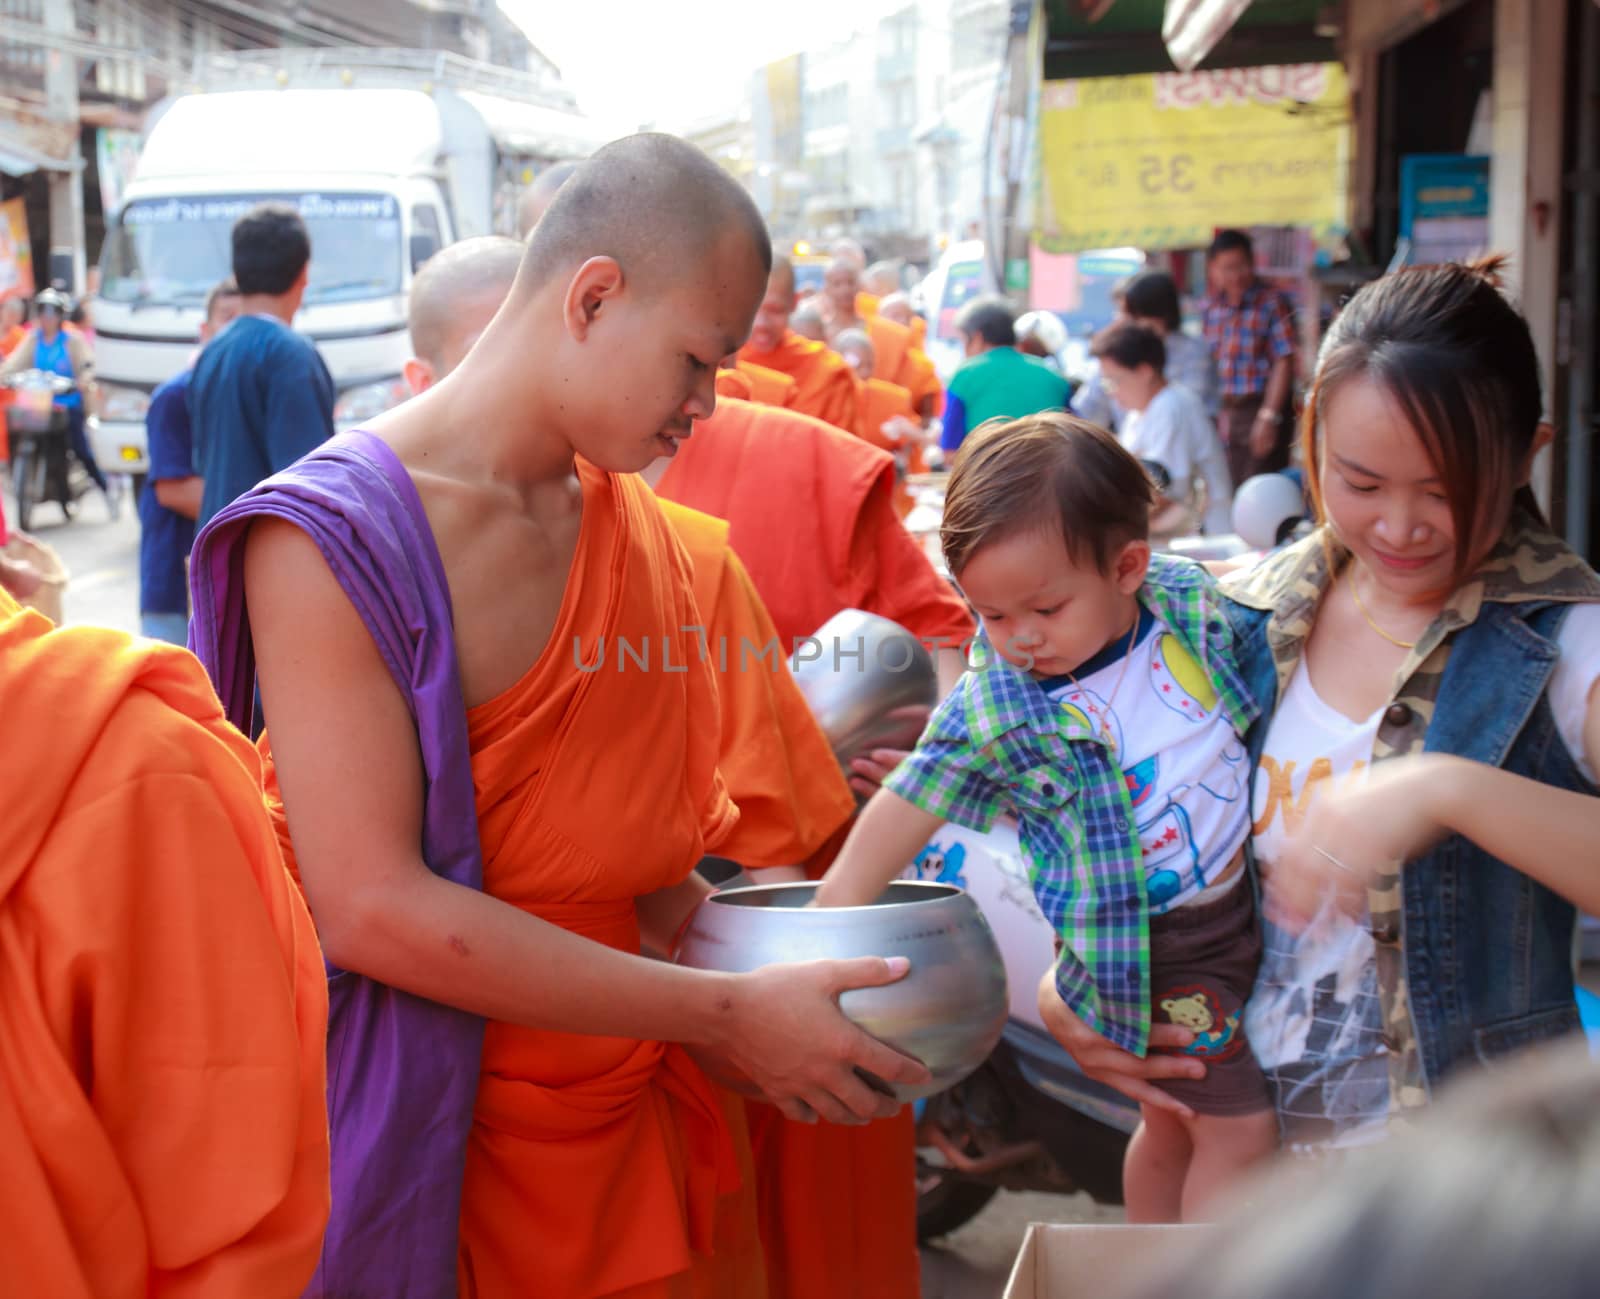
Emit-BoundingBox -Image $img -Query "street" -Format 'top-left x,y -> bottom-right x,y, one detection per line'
25,488 -> 141,635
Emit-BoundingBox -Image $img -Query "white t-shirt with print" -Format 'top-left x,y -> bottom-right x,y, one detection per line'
1245,602 -> 1600,1152
1040,607 -> 1252,916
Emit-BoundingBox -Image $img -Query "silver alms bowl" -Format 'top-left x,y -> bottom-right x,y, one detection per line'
676,880 -> 1008,1102
791,609 -> 939,787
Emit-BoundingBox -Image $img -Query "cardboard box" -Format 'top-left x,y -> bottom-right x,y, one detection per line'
1003,1223 -> 1209,1299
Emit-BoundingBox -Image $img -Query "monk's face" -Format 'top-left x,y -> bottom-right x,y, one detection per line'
574,229 -> 766,471
747,273 -> 794,353
823,264 -> 858,316
790,313 -> 826,343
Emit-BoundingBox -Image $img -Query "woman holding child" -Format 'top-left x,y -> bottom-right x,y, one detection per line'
822,255 -> 1600,1223
1046,257 -> 1600,1166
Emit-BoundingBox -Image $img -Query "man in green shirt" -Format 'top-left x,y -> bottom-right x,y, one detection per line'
940,296 -> 1073,454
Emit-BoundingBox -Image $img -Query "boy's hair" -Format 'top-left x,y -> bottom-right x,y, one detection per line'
941,412 -> 1155,577
231,203 -> 311,295
954,295 -> 1016,347
1091,321 -> 1166,374
1207,228 -> 1254,262
1122,268 -> 1183,332
204,276 -> 240,323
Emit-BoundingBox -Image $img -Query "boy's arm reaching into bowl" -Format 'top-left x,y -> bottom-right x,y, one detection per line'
814,790 -> 948,907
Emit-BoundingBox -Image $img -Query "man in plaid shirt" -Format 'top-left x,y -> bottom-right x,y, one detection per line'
1201,229 -> 1297,487
817,414 -> 1275,1222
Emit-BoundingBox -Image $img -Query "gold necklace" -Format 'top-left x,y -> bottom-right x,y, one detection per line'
1063,612 -> 1138,749
1348,571 -> 1418,650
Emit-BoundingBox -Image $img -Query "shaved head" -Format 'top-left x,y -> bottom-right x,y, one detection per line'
790,299 -> 827,342
516,160 -> 581,238
768,254 -> 796,299
409,236 -> 525,377
879,291 -> 915,327
518,134 -> 769,302
822,257 -> 860,317
863,261 -> 900,296
829,237 -> 866,271
834,326 -> 875,378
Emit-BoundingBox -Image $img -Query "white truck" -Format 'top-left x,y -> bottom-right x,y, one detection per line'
93,72 -> 608,484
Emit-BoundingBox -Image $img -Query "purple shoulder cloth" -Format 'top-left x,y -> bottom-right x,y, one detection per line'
189,428 -> 484,1299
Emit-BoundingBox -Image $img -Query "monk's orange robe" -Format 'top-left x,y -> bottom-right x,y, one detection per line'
660,405 -> 975,1299
715,361 -> 798,411
851,377 -> 926,520
737,331 -> 858,431
899,345 -> 943,418
0,592 -> 329,1299
458,465 -> 764,1298
662,397 -> 972,652
659,498 -> 855,868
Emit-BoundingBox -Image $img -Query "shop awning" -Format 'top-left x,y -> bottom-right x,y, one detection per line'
0,125 -> 80,177
1042,0 -> 1335,79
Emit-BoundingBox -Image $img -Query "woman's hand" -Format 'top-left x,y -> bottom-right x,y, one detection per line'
845,703 -> 932,798
1036,967 -> 1200,1118
694,958 -> 933,1125
1272,754 -> 1461,928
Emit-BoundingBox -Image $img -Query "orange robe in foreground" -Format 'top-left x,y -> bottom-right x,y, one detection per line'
660,397 -> 973,651
458,465 -> 763,1298
852,377 -> 926,520
715,360 -> 798,410
737,331 -> 858,431
660,402 -> 975,1299
659,499 -> 855,868
0,592 -> 328,1299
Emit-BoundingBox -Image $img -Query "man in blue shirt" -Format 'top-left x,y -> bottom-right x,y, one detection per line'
940,297 -> 1072,454
137,278 -> 241,644
189,203 -> 335,527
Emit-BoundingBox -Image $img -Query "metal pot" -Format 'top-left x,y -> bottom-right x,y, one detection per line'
791,609 -> 939,786
675,880 -> 1008,1102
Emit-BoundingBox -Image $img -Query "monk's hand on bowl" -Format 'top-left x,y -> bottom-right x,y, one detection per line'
713,957 -> 931,1126
1036,967 -> 1200,1119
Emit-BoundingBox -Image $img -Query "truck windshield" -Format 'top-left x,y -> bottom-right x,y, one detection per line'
101,192 -> 402,308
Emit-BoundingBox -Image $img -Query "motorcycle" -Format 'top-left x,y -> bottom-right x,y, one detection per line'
2,369 -> 116,530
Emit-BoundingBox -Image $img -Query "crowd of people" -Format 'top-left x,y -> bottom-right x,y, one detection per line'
2,130 -> 1599,1299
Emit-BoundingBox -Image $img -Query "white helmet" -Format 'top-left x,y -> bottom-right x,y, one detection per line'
1015,310 -> 1068,356
1231,473 -> 1308,551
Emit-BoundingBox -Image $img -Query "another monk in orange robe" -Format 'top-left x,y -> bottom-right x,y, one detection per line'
834,327 -> 926,520
648,396 -> 976,1299
232,137 -> 925,1299
715,358 -> 797,409
0,590 -> 328,1299
738,256 -> 858,430
824,259 -> 942,421
659,499 -> 856,869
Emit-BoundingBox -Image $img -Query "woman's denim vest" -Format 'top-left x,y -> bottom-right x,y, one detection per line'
1229,597 -> 1593,1094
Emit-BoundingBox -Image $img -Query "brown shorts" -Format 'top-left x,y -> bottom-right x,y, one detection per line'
1148,872 -> 1271,1117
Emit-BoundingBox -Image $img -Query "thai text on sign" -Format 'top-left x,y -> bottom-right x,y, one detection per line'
1035,62 -> 1350,253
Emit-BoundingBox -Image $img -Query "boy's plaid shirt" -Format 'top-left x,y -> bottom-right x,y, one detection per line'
883,555 -> 1258,1056
1200,281 -> 1297,398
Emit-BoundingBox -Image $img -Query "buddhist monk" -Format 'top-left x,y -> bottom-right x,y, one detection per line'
789,298 -> 828,343
834,327 -> 925,520
401,231 -> 856,894
878,290 -> 929,350
191,133 -> 928,1299
737,256 -> 858,430
644,393 -> 972,1299
821,258 -> 941,422
515,158 -> 581,238
715,356 -> 797,408
0,588 -> 329,1298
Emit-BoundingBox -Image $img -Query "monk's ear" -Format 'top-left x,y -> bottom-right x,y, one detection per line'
563,256 -> 625,341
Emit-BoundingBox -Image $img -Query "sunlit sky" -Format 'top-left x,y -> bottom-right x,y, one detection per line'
500,0 -> 907,130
